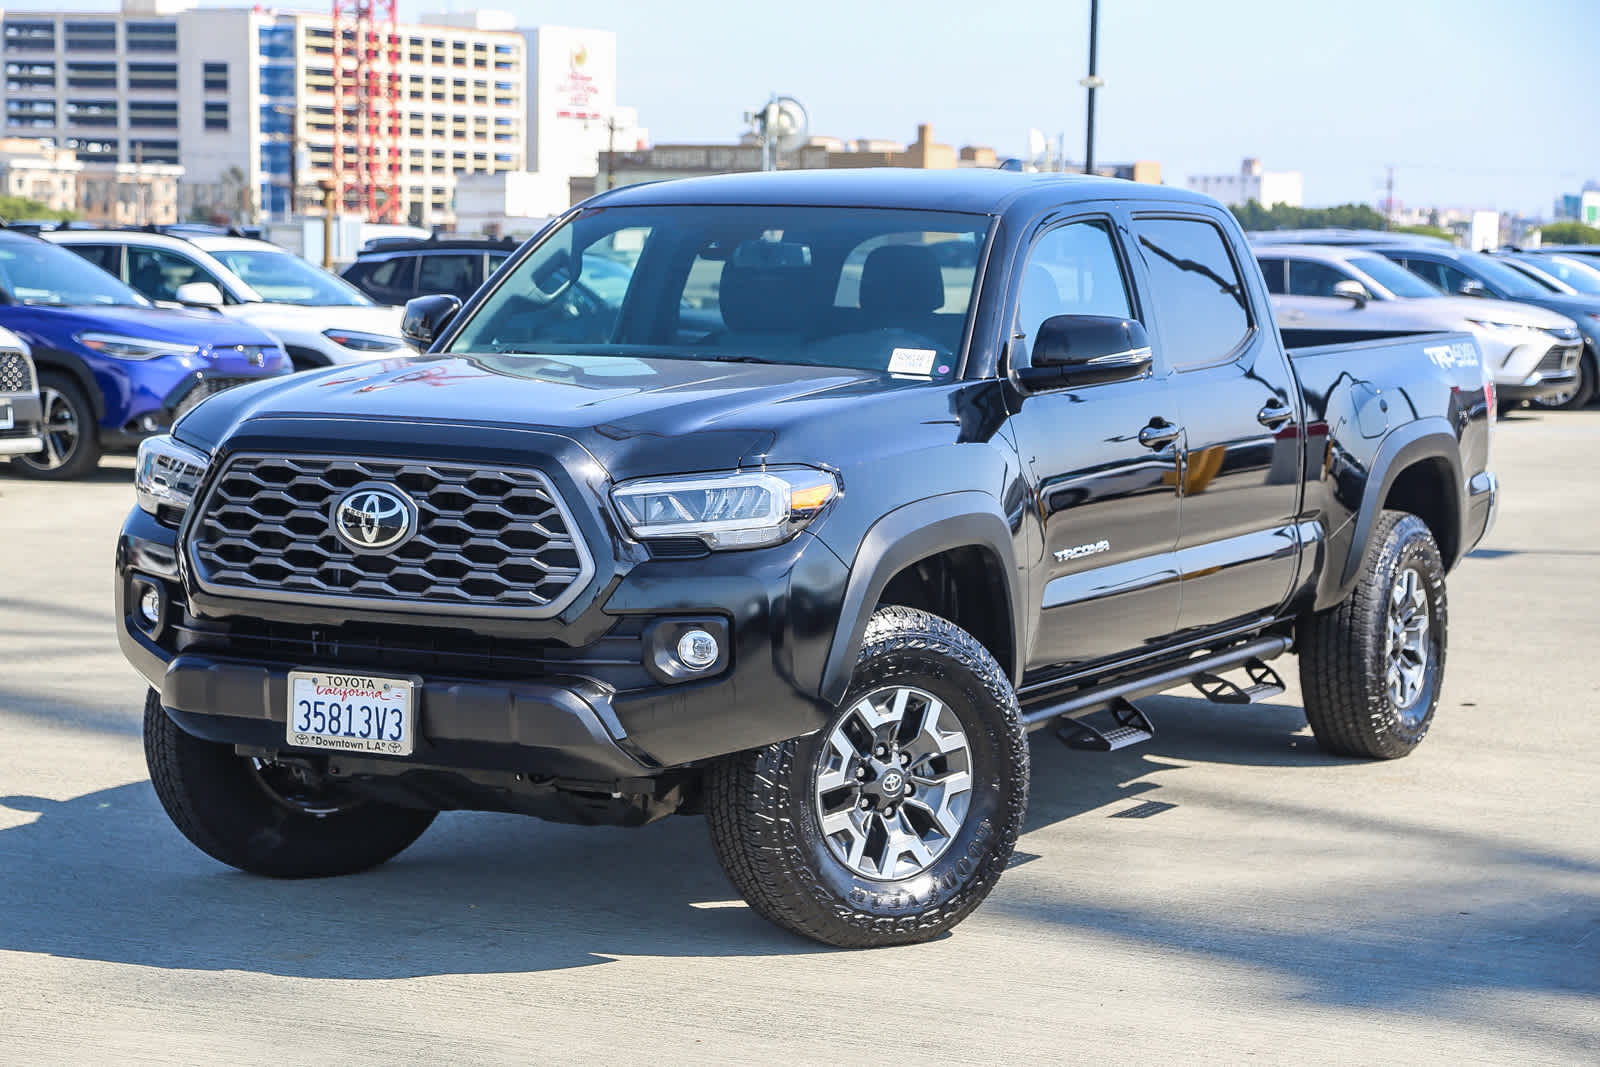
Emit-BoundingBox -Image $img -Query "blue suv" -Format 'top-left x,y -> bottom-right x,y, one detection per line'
0,230 -> 290,479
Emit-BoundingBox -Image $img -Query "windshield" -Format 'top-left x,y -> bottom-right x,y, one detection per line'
1461,252 -> 1550,299
447,204 -> 991,380
0,237 -> 148,307
1521,254 -> 1600,296
210,248 -> 373,306
1346,254 -> 1443,299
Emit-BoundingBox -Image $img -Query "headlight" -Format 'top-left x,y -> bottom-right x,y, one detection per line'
612,467 -> 840,550
76,332 -> 200,361
134,434 -> 209,517
323,328 -> 407,352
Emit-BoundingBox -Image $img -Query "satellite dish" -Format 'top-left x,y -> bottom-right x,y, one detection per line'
765,96 -> 809,154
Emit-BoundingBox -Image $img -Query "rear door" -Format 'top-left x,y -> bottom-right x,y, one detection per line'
1128,212 -> 1303,634
1007,208 -> 1182,676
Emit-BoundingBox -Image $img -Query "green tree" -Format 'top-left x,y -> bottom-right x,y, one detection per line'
0,195 -> 75,222
1393,224 -> 1455,242
1228,199 -> 1388,232
1536,221 -> 1600,245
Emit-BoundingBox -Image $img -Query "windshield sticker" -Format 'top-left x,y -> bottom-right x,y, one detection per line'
889,348 -> 937,376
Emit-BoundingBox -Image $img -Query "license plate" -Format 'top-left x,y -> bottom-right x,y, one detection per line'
287,670 -> 415,756
0,402 -> 12,431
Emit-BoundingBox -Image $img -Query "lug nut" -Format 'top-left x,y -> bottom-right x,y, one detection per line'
854,767 -> 866,780
899,752 -> 911,765
875,745 -> 887,757
859,797 -> 871,810
884,805 -> 897,818
905,784 -> 915,796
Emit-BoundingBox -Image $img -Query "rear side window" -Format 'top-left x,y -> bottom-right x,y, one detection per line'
1132,217 -> 1251,371
1256,257 -> 1286,294
66,243 -> 122,278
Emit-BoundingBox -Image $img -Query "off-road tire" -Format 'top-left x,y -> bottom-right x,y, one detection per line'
10,371 -> 100,480
706,606 -> 1028,948
143,689 -> 436,877
1531,351 -> 1596,411
1298,510 -> 1447,759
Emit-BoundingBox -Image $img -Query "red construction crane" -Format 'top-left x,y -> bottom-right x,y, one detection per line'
330,0 -> 402,222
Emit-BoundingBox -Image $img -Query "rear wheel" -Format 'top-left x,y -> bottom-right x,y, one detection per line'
1298,511 -> 1447,759
10,371 -> 100,479
706,607 -> 1028,948
143,689 -> 435,878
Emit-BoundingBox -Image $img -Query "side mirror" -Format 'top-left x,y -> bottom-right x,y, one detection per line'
1457,278 -> 1490,298
174,281 -> 224,309
402,293 -> 463,350
1014,315 -> 1153,392
1331,279 -> 1370,307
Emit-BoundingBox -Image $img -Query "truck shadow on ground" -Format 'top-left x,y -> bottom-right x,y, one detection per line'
1,694 -> 1595,1020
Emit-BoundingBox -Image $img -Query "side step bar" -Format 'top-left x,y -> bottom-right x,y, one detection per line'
1018,635 -> 1293,733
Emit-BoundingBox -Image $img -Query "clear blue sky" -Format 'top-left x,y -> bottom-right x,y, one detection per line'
49,0 -> 1600,215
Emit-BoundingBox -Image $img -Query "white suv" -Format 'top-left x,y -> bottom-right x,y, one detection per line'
44,230 -> 407,369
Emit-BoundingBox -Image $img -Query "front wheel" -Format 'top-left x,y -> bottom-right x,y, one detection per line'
143,689 -> 436,878
1531,351 -> 1597,411
706,607 -> 1028,948
10,371 -> 100,479
1298,510 -> 1447,759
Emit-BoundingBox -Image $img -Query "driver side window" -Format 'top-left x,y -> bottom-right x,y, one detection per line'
1016,220 -> 1134,359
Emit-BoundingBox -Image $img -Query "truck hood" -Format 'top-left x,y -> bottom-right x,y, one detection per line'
224,302 -> 405,340
174,352 -> 922,476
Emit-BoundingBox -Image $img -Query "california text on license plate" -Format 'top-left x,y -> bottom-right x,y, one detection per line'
287,671 -> 415,756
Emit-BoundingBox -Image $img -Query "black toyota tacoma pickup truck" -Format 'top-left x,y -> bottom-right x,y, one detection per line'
119,171 -> 1497,948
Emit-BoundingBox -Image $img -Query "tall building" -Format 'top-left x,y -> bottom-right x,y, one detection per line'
0,2 -> 626,226
1186,157 -> 1303,209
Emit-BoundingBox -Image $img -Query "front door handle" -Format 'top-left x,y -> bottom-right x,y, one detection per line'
1257,399 -> 1292,429
1138,418 -> 1182,450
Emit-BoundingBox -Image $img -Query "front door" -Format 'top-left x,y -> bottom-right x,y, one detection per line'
1129,213 -> 1303,633
1007,213 -> 1182,676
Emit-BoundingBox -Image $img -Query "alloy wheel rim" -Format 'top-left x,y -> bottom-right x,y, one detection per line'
1385,566 -> 1431,711
813,685 -> 974,881
26,385 -> 79,470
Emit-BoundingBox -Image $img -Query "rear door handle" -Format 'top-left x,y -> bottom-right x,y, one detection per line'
1257,399 -> 1292,429
1138,418 -> 1182,450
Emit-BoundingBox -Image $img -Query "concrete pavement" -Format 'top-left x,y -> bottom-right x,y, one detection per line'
1,411 -> 1595,1063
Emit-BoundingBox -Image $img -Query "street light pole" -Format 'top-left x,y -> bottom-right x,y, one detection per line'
1082,0 -> 1101,176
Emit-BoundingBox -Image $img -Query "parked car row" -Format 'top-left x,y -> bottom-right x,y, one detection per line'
1249,232 -> 1600,412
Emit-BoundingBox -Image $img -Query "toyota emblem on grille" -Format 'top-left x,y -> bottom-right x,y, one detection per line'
331,484 -> 416,553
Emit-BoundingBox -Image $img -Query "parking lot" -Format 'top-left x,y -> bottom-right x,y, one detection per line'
1,410 -> 1596,1064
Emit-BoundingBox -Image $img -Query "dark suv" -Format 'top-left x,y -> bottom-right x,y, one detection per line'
340,237 -> 520,306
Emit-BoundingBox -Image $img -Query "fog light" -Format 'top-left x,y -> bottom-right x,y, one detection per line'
676,629 -> 719,671
138,585 -> 162,625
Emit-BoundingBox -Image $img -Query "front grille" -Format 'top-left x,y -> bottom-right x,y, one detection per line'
0,351 -> 34,393
189,454 -> 594,617
170,375 -> 256,419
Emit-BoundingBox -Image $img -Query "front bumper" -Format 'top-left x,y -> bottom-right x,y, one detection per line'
0,391 -> 42,455
117,505 -> 849,783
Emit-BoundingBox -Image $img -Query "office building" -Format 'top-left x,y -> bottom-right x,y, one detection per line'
0,2 -> 630,226
1187,157 -> 1303,209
